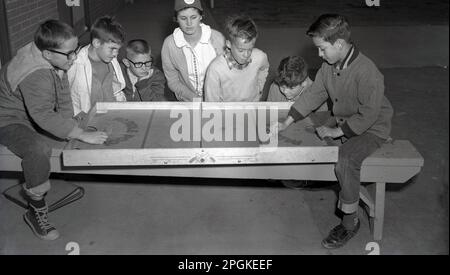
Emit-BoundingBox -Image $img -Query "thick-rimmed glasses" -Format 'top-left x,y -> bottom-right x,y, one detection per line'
47,44 -> 83,60
127,59 -> 153,68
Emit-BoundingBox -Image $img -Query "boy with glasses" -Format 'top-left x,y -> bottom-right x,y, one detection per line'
0,20 -> 108,240
121,39 -> 166,101
68,16 -> 127,115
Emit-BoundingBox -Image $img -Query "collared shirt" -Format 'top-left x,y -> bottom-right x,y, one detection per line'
173,23 -> 217,97
223,48 -> 252,70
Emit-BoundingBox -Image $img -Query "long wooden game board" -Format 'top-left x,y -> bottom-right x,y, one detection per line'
63,102 -> 338,167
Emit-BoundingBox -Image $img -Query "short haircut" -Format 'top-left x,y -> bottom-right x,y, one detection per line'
34,20 -> 76,51
126,39 -> 151,58
275,56 -> 309,88
90,16 -> 125,44
225,15 -> 258,43
306,14 -> 351,44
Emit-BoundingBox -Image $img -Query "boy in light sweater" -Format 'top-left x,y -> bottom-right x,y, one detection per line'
204,15 -> 269,102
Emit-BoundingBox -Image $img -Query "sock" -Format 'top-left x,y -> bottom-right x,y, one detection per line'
29,197 -> 46,209
342,212 -> 358,230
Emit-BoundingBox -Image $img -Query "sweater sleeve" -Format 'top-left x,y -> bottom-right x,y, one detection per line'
204,62 -> 222,102
342,68 -> 385,137
161,38 -> 195,101
257,52 -> 270,96
289,65 -> 329,121
19,69 -> 77,139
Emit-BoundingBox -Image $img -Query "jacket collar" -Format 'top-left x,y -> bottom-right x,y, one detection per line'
6,42 -> 53,92
224,48 -> 252,70
173,23 -> 212,48
336,45 -> 359,70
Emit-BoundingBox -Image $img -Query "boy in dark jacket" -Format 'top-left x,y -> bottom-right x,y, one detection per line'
121,39 -> 166,101
274,14 -> 394,249
0,20 -> 108,240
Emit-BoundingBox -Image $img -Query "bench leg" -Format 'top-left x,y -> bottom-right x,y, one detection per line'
360,182 -> 386,241
368,182 -> 386,241
210,0 -> 214,8
373,182 -> 386,241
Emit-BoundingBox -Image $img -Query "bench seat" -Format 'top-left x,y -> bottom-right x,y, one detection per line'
0,139 -> 424,240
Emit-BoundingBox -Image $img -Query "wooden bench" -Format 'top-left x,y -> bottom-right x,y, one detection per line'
358,140 -> 423,240
0,139 -> 423,241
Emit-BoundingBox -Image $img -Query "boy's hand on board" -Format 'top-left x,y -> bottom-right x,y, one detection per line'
78,131 -> 108,145
316,126 -> 344,140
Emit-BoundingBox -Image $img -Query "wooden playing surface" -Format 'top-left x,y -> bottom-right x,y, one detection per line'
71,104 -> 327,150
64,102 -> 338,166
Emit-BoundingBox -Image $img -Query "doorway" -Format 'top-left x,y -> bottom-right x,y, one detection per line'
58,0 -> 90,37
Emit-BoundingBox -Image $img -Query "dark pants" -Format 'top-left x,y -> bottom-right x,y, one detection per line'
335,132 -> 385,214
0,124 -> 52,194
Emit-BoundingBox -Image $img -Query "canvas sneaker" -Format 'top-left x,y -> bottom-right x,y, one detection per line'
23,203 -> 59,241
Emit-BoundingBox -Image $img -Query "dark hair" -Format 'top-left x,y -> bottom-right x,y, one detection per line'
126,39 -> 151,57
90,16 -> 125,44
306,14 -> 351,44
275,56 -> 309,88
34,20 -> 76,51
225,15 -> 258,43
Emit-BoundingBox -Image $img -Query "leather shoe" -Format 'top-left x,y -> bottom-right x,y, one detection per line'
321,219 -> 360,249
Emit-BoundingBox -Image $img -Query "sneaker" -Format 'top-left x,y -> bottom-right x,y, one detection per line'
321,219 -> 360,249
23,203 -> 60,241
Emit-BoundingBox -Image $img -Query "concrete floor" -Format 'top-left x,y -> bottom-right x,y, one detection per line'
0,0 -> 448,255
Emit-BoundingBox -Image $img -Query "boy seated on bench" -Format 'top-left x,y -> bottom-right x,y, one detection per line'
0,20 -> 108,241
273,14 -> 394,249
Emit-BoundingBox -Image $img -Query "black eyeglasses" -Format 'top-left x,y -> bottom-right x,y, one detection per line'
127,59 -> 153,68
47,44 -> 83,60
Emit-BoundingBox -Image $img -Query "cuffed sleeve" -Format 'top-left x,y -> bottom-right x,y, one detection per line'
341,122 -> 358,138
288,107 -> 306,122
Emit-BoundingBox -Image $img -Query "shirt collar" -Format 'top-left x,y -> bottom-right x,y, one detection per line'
173,23 -> 212,48
224,48 -> 252,70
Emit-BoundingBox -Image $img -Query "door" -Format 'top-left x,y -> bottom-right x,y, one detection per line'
57,0 -> 89,37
